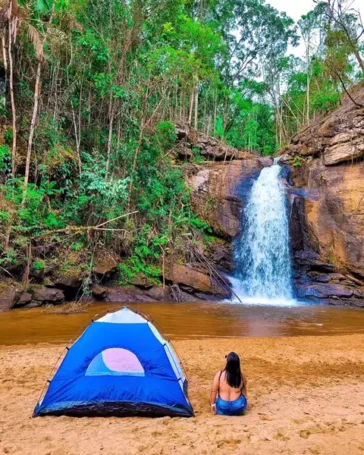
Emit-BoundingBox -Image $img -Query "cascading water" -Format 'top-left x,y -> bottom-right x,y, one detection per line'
230,160 -> 295,305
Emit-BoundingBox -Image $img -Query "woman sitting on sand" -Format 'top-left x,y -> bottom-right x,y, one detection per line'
210,352 -> 247,416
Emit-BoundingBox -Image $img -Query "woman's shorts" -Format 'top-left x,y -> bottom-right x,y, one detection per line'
216,395 -> 247,416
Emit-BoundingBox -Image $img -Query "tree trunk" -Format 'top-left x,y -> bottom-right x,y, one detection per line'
71,82 -> 83,176
22,62 -> 42,205
306,73 -> 310,124
188,88 -> 194,125
194,84 -> 199,130
71,103 -> 82,175
206,115 -> 211,137
353,48 -> 364,75
8,21 -> 17,177
2,36 -> 8,73
1,37 -> 8,113
105,95 -> 115,181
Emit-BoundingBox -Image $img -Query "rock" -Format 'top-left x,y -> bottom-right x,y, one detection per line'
175,142 -> 193,159
52,275 -> 83,290
31,287 -> 65,304
23,301 -> 44,309
126,275 -> 154,289
165,263 -> 230,297
324,142 -> 364,166
282,85 -> 364,306
187,159 -> 263,238
91,285 -> 108,300
174,123 -> 258,162
258,157 -> 274,167
307,272 -> 330,283
207,241 -> 233,271
15,292 -> 32,307
105,286 -> 155,302
297,283 -> 354,300
353,289 -> 364,298
0,284 -> 22,311
279,85 -> 364,166
145,286 -> 171,301
93,250 -> 119,275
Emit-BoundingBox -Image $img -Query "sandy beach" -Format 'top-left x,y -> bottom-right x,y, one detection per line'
1,335 -> 364,455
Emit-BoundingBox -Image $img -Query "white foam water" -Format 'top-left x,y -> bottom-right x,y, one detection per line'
230,162 -> 296,306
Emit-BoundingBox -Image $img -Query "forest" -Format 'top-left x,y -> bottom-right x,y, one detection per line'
0,0 -> 363,291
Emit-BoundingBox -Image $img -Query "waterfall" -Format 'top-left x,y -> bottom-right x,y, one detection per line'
230,161 -> 295,305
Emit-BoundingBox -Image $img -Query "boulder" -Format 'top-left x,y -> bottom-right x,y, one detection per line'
297,283 -> 354,300
145,286 -> 172,301
104,286 -> 155,302
324,142 -> 364,166
126,275 -> 155,289
52,274 -> 83,290
174,123 -> 264,162
92,250 -> 120,276
0,284 -> 22,311
91,285 -> 108,300
165,263 -> 230,297
31,287 -> 65,304
15,292 -> 32,307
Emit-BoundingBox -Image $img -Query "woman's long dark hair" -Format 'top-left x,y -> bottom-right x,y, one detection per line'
224,352 -> 242,388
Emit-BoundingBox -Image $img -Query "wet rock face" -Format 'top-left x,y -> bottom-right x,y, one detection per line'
284,86 -> 364,307
187,158 -> 271,238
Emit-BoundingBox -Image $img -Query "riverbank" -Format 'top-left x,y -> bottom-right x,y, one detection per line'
1,335 -> 364,455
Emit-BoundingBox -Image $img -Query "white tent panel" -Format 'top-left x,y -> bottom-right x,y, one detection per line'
97,307 -> 147,324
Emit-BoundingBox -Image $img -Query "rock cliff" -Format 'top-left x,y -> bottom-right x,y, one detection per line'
281,84 -> 364,306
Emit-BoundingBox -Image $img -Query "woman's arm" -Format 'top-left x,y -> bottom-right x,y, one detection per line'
242,373 -> 248,398
210,371 -> 220,414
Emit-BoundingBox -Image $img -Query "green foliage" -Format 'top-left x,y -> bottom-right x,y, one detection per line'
192,147 -> 204,163
0,248 -> 19,266
70,241 -> 84,252
1,0 -> 363,286
188,216 -> 212,233
215,117 -> 225,139
118,257 -> 162,285
0,210 -> 11,223
4,129 -> 13,144
155,121 -> 177,152
33,259 -> 45,272
0,145 -> 11,173
293,155 -> 304,167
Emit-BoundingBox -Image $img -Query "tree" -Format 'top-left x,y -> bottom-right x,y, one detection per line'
299,3 -> 327,122
0,0 -> 45,177
318,0 -> 364,73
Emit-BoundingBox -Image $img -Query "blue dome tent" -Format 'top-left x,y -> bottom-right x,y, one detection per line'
34,307 -> 194,418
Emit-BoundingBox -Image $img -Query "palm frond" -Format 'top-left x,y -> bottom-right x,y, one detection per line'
27,22 -> 44,61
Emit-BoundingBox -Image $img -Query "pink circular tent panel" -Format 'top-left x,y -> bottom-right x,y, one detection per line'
86,348 -> 145,376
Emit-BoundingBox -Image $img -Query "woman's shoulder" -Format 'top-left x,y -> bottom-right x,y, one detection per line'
214,370 -> 223,380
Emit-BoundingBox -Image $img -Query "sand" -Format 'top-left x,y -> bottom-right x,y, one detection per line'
1,335 -> 364,455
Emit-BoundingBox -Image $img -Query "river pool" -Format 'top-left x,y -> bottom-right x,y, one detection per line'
1,301 -> 364,345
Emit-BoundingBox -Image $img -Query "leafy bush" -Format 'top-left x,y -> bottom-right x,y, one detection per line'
0,145 -> 11,173
155,121 -> 177,152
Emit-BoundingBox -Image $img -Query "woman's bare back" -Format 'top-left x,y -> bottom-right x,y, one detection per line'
213,370 -> 247,401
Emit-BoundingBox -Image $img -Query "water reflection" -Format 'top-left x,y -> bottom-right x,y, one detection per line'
1,302 -> 364,345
